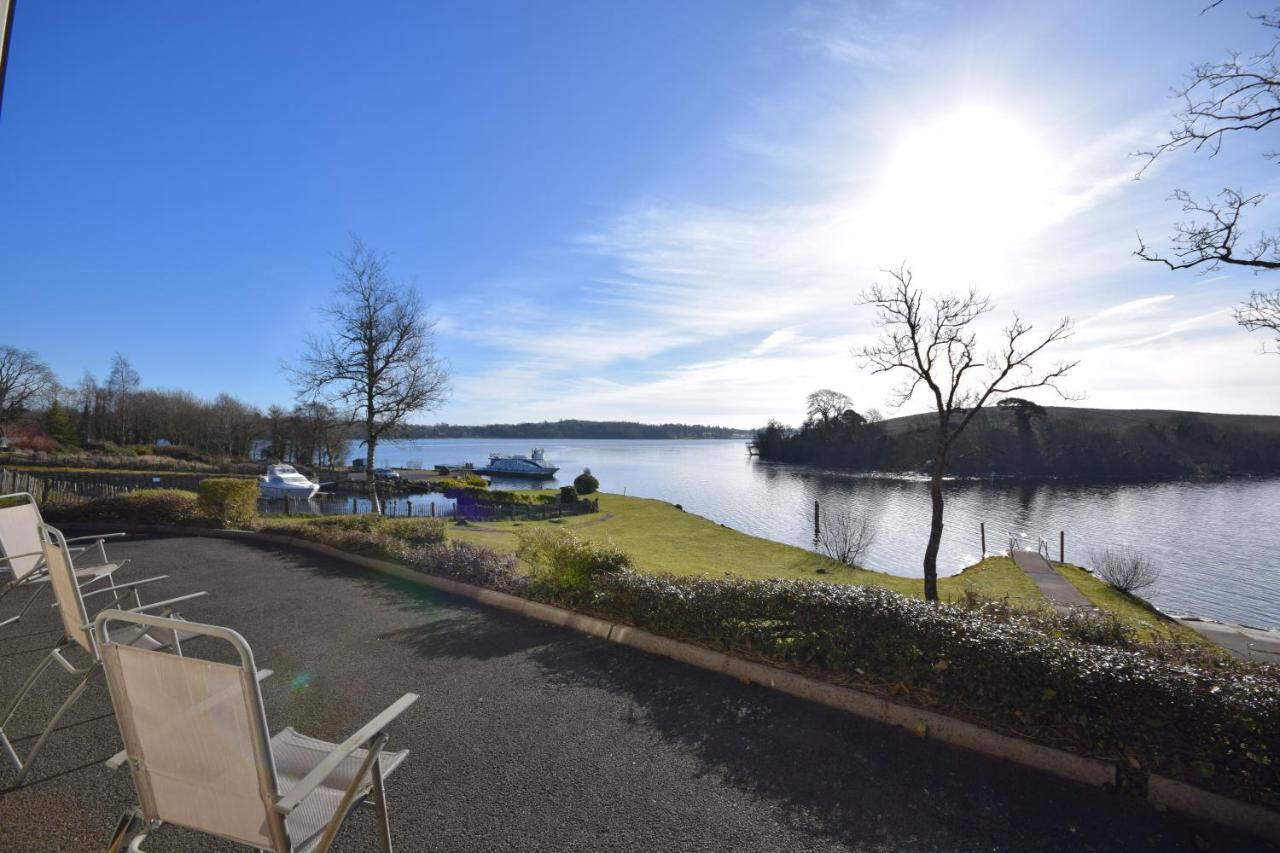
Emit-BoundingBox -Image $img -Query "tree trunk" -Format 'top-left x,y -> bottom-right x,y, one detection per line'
366,432 -> 380,515
922,452 -> 946,602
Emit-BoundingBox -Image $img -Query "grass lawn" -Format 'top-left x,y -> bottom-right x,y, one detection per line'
445,492 -> 1044,603
1051,562 -> 1209,646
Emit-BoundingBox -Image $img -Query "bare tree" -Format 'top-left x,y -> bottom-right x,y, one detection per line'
858,266 -> 1077,601
813,508 -> 876,567
0,345 -> 55,426
1136,7 -> 1280,271
1089,546 -> 1161,595
1236,288 -> 1280,352
805,389 -> 853,427
290,237 -> 450,512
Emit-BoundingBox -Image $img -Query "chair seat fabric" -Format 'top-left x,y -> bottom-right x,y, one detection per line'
272,727 -> 408,853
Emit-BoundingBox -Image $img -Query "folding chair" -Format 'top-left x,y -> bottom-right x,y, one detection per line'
0,492 -> 129,630
96,609 -> 418,853
0,523 -> 205,786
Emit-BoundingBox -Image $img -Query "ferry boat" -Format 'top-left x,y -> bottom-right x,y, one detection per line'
475,448 -> 559,478
258,464 -> 321,499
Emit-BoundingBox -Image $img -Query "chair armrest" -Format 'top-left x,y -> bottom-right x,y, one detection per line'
64,532 -> 127,544
106,668 -> 273,770
0,550 -> 42,566
128,591 -> 208,614
275,693 -> 419,815
78,576 -> 169,600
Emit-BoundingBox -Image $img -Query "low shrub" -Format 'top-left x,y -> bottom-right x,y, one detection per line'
379,517 -> 447,545
559,485 -> 577,504
46,489 -> 201,525
516,528 -> 632,591
1090,545 -> 1161,593
406,541 -> 525,593
259,514 -> 447,548
573,468 -> 599,495
197,478 -> 259,527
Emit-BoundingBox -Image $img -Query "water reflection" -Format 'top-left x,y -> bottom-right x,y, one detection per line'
365,438 -> 1280,627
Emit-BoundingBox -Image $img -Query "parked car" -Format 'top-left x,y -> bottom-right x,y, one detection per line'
372,467 -> 401,480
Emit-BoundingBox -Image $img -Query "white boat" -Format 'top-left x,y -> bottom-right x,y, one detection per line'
258,464 -> 320,499
474,448 -> 559,478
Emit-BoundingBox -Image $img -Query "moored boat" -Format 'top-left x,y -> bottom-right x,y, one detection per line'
475,448 -> 559,478
258,464 -> 321,499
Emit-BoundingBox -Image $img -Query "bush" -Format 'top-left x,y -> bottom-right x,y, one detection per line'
559,485 -> 578,503
1090,545 -> 1161,593
46,489 -> 201,525
516,528 -> 631,591
573,468 -> 599,495
379,517 -> 447,545
197,478 -> 259,527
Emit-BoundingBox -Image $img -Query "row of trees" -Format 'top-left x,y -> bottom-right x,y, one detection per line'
0,346 -> 350,465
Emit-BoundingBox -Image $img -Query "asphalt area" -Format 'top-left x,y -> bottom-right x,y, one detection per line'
0,535 -> 1272,852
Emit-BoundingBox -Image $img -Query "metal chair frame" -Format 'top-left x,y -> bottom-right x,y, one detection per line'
0,523 -> 204,786
0,491 -> 128,630
96,608 -> 417,853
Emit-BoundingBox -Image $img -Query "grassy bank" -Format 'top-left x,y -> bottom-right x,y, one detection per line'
1052,561 -> 1207,645
443,492 -> 1042,604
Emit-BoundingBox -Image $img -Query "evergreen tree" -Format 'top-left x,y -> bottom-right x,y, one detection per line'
43,400 -> 78,447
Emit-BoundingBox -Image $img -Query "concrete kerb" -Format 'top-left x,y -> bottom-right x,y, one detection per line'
66,523 -> 1280,843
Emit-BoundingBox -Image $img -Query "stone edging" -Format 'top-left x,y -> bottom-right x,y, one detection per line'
82,523 -> 1280,842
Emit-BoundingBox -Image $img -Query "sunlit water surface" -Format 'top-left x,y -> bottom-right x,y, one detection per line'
362,438 -> 1280,628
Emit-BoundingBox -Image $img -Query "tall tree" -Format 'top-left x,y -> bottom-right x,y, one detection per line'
104,353 -> 140,443
858,266 -> 1077,601
0,345 -> 54,426
290,237 -> 450,512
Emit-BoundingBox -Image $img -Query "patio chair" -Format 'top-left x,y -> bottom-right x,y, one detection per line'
96,609 -> 418,853
0,523 -> 205,786
0,491 -> 129,630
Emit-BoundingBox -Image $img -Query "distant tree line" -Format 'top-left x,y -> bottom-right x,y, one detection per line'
755,397 -> 1280,481
401,419 -> 750,440
0,345 -> 352,466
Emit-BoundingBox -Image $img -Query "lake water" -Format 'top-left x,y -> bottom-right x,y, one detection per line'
362,438 -> 1280,628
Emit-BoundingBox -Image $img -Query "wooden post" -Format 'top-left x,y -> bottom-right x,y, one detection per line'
407,500 -> 413,517
430,501 -> 435,517
1059,531 -> 1065,564
813,501 -> 820,539
980,522 -> 986,557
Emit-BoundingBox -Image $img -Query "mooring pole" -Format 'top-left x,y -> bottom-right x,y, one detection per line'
1059,531 -> 1065,564
813,501 -> 820,539
980,522 -> 986,557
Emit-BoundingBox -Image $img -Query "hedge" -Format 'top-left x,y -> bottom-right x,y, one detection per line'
46,489 -> 202,525
197,478 -> 259,528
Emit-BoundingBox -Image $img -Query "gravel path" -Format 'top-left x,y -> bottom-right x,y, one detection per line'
0,535 -> 1268,852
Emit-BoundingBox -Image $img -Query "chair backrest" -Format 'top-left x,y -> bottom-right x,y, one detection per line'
39,525 -> 93,654
96,611 -> 288,851
0,493 -> 45,581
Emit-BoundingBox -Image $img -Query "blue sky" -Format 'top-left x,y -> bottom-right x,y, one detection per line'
2,1 -> 1279,427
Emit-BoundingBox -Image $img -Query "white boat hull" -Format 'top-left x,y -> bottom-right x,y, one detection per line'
259,482 -> 320,500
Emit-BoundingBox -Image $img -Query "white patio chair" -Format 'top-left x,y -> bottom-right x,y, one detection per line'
0,523 -> 205,786
95,609 -> 418,853
0,491 -> 129,630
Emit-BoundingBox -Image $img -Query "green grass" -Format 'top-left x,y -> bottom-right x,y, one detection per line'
445,492 -> 1044,602
1052,562 -> 1209,646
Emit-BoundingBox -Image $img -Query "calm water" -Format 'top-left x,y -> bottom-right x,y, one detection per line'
363,438 -> 1280,628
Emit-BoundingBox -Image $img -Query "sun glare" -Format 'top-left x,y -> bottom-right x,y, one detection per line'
869,104 -> 1062,277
